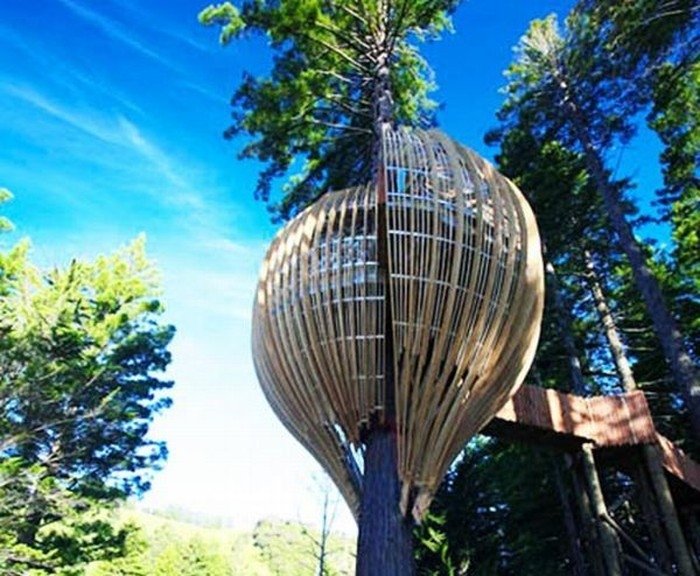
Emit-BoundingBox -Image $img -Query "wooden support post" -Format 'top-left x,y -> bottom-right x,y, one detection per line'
581,444 -> 622,576
642,444 -> 696,576
553,456 -> 588,576
686,512 -> 700,572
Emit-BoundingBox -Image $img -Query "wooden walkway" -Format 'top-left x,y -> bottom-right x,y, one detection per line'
484,385 -> 700,494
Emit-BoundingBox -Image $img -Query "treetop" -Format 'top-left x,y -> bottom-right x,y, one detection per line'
200,0 -> 459,220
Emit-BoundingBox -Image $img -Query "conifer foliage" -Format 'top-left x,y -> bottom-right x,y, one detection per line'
199,0 -> 458,220
0,195 -> 175,574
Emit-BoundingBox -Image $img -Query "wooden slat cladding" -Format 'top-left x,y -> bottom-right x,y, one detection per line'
383,129 -> 544,518
252,128 -> 545,521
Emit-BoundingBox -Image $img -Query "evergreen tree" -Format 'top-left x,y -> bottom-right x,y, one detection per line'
202,2 -> 461,572
495,9 -> 700,438
0,231 -> 174,571
199,0 -> 458,219
416,439 -> 569,576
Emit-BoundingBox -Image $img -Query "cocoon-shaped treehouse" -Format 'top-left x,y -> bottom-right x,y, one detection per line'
252,128 -> 544,521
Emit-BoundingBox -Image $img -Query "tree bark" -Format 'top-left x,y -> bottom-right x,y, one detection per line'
584,250 -> 637,393
547,260 -> 601,574
686,513 -> 700,569
553,456 -> 588,576
360,6 -> 413,569
546,260 -> 587,395
569,453 -> 606,576
581,444 -> 623,576
356,428 -> 415,576
642,444 -> 696,576
563,92 -> 700,438
636,455 -> 674,574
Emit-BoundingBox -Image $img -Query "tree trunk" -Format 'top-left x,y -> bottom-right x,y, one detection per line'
581,444 -> 623,576
316,481 -> 332,576
569,453 -> 606,576
546,260 -> 587,395
642,444 -> 696,576
361,8 -> 412,568
553,456 -> 588,576
584,250 -> 636,393
636,455 -> 674,573
565,94 -> 700,438
356,428 -> 415,576
547,259 -> 601,574
686,513 -> 700,569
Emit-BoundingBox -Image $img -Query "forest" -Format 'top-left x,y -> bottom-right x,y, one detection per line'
1,0 -> 698,574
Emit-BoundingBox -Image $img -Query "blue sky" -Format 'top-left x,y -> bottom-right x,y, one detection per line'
1,0 -> 664,534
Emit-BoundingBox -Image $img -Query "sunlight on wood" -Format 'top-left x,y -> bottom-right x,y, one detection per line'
252,128 -> 545,521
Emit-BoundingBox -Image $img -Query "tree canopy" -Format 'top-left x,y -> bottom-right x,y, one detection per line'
0,230 -> 175,572
199,0 -> 458,220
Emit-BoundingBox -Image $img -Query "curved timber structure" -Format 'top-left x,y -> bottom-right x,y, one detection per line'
252,128 -> 545,520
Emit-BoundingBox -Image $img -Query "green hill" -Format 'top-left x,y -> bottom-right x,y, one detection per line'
83,508 -> 356,575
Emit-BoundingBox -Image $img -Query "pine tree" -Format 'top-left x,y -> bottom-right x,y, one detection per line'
0,235 -> 174,567
495,10 -> 700,438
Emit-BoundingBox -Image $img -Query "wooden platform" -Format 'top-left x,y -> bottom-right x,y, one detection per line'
484,385 -> 700,494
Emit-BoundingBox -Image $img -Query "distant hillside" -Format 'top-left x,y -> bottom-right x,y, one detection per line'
83,508 -> 356,575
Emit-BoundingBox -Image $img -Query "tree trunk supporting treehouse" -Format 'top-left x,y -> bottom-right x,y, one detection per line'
636,456 -> 675,573
357,428 -> 415,576
553,456 -> 588,576
357,111 -> 416,572
568,453 -> 606,576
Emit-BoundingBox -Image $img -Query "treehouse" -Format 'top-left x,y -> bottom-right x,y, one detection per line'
251,127 -> 545,521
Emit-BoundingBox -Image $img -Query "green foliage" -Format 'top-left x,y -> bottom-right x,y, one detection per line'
418,1 -> 700,572
416,439 -> 569,575
575,0 -> 699,344
0,188 -> 13,233
0,235 -> 174,571
102,510 -> 356,576
199,0 -> 458,219
495,0 -> 695,178
496,12 -> 634,156
651,60 -> 700,325
0,507 -> 147,576
489,0 -> 699,423
153,538 -> 231,576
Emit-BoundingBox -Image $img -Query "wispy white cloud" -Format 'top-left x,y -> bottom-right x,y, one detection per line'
1,82 -> 230,230
2,83 -> 124,146
101,0 -> 218,54
179,80 -> 230,106
0,25 -> 144,116
118,118 -> 188,190
200,237 -> 261,257
55,0 -> 177,71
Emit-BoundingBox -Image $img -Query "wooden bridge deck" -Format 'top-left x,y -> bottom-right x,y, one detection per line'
484,385 -> 700,494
